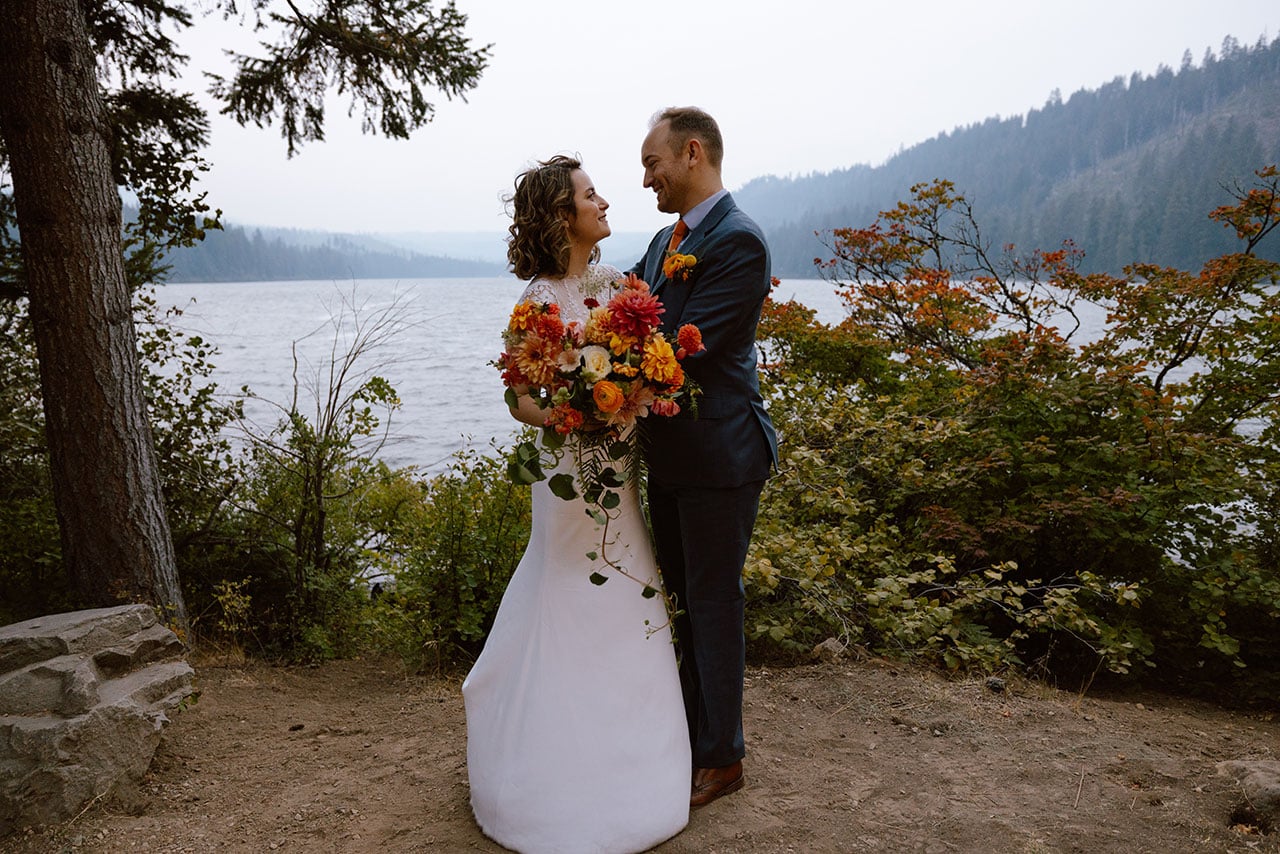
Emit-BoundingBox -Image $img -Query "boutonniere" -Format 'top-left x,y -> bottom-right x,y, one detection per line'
662,250 -> 697,282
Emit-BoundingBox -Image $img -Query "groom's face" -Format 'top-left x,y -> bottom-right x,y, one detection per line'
641,121 -> 688,215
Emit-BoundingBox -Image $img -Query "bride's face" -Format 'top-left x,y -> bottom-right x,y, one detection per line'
566,169 -> 611,248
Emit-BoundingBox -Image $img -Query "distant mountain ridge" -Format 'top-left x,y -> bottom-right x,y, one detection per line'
165,33 -> 1280,282
161,220 -> 660,282
736,33 -> 1280,276
162,222 -> 506,282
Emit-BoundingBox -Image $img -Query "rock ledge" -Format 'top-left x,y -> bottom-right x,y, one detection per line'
0,604 -> 194,834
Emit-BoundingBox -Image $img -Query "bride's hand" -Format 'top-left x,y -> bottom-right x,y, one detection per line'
508,386 -> 548,427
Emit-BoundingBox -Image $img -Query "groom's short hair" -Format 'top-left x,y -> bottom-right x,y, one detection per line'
653,106 -> 724,171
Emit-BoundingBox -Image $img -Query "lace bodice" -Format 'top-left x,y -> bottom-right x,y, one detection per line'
518,264 -> 622,325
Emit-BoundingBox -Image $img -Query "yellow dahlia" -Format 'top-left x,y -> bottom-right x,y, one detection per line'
641,334 -> 680,384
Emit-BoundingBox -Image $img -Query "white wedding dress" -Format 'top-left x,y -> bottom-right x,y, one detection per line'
462,265 -> 691,854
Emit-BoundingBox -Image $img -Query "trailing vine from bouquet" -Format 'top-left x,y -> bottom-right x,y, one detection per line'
508,426 -> 678,629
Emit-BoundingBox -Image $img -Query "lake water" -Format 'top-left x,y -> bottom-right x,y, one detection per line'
160,277 -> 848,473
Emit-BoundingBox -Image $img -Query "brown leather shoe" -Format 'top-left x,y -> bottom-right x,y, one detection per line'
690,760 -> 745,808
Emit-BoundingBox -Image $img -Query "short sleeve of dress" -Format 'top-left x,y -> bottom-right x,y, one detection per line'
518,279 -> 558,306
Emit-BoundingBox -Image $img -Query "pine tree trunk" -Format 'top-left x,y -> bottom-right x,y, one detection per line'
0,0 -> 188,633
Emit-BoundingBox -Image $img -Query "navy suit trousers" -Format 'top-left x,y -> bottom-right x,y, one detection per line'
647,475 -> 766,769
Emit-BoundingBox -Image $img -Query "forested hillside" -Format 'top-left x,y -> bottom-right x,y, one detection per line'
161,222 -> 504,282
740,34 -> 1280,277
153,34 -> 1280,282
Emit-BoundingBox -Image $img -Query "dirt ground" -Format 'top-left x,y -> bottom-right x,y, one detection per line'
4,653 -> 1278,854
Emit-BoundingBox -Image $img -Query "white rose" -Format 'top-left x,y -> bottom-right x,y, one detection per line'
580,345 -> 612,382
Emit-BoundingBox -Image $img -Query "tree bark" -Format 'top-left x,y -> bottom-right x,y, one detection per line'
0,0 -> 188,632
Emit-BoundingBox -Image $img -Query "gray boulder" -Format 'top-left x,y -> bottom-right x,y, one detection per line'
0,604 -> 195,834
1218,759 -> 1280,831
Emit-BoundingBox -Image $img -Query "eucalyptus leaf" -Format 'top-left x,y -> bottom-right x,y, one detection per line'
642,585 -> 658,599
508,459 -> 541,484
589,572 -> 609,586
601,490 -> 621,510
548,473 -> 577,500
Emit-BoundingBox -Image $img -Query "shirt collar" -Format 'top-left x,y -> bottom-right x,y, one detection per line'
681,188 -> 728,233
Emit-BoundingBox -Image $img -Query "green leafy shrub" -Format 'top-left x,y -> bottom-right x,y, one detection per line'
0,299 -> 66,624
746,384 -> 1149,674
750,169 -> 1280,697
370,444 -> 531,672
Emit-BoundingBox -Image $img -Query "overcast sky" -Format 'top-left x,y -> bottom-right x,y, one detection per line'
178,1 -> 1278,237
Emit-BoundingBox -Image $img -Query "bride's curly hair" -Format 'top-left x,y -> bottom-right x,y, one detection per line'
505,155 -> 599,281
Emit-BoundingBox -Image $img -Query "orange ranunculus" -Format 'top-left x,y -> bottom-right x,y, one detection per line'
641,335 -> 680,384
592,380 -> 625,414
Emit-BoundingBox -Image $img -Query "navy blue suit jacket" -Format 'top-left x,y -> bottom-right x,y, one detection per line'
631,193 -> 778,488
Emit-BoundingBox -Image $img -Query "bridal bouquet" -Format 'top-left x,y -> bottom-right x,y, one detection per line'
495,272 -> 704,591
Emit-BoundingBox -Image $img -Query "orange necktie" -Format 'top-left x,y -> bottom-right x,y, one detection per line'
666,219 -> 688,253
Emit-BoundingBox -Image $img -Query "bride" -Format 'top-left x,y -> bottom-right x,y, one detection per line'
462,155 -> 691,853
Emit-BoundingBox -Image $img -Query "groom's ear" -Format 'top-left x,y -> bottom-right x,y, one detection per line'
685,137 -> 704,168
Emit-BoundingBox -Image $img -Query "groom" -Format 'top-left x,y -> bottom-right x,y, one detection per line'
632,107 -> 778,808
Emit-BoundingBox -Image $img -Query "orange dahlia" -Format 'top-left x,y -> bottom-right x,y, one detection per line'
514,335 -> 559,386
608,331 -> 639,356
497,351 -> 529,387
677,323 -> 705,355
607,279 -> 663,339
508,301 -> 541,333
533,310 -> 565,342
584,306 -> 612,345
